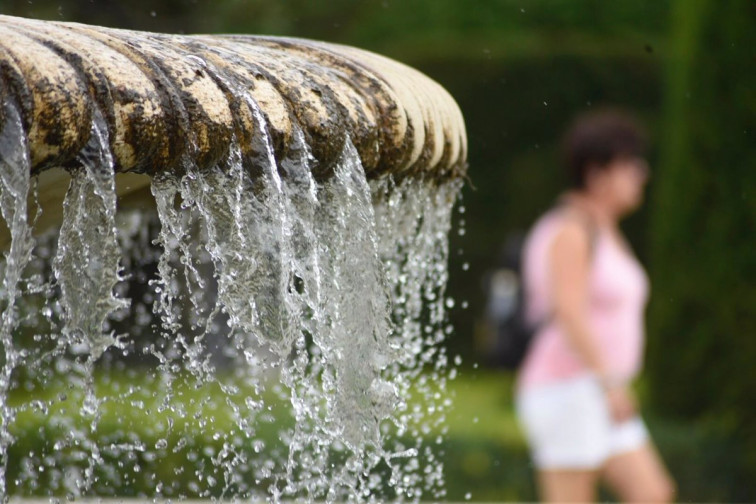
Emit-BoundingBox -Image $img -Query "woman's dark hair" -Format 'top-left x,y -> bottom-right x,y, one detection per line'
561,109 -> 648,189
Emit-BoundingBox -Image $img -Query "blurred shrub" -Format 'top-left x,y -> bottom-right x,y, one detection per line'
647,0 -> 756,495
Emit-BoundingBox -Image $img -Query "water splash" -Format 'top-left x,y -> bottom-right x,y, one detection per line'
275,136 -> 404,502
53,109 -> 129,360
0,101 -> 35,501
51,108 -> 130,494
372,176 -> 462,501
0,97 -> 462,502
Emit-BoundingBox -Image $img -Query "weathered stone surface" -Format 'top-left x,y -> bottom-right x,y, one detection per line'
0,15 -> 467,247
0,15 -> 466,180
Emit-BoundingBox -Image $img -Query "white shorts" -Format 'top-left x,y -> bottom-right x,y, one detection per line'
516,375 -> 649,470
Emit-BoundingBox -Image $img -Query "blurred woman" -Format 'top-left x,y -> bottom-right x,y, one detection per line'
516,110 -> 676,502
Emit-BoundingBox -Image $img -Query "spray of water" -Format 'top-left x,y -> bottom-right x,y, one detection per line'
0,94 -> 461,502
0,101 -> 35,500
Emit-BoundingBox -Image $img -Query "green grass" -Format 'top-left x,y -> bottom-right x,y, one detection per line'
4,367 -> 752,501
446,369 -> 523,445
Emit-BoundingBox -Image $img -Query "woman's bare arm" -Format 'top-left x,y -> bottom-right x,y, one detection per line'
549,216 -> 635,421
549,217 -> 608,376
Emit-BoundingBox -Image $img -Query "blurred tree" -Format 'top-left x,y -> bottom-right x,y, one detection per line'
647,0 -> 756,494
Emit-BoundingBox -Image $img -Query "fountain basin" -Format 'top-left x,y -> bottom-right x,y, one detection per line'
0,14 -> 467,502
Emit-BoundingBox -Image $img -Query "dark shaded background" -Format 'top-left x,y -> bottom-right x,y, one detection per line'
1,0 -> 754,500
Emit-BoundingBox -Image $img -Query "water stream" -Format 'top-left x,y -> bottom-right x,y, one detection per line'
0,96 -> 461,502
0,101 -> 35,501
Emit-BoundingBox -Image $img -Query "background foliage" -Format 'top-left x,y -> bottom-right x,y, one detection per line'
1,0 -> 754,500
647,0 -> 756,488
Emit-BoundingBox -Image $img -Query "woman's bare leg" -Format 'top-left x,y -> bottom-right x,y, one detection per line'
538,469 -> 599,503
602,443 -> 676,503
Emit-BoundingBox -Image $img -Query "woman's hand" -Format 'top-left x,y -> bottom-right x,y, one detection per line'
603,383 -> 637,423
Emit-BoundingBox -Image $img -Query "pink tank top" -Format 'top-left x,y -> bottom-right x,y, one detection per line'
517,209 -> 649,391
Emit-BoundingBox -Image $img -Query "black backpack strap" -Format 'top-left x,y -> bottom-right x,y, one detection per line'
575,209 -> 599,259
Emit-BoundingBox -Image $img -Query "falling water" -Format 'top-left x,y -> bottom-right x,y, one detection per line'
52,109 -> 131,494
0,101 -> 35,500
0,95 -> 462,502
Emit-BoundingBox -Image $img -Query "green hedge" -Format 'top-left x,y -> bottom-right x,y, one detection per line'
647,1 -> 756,495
